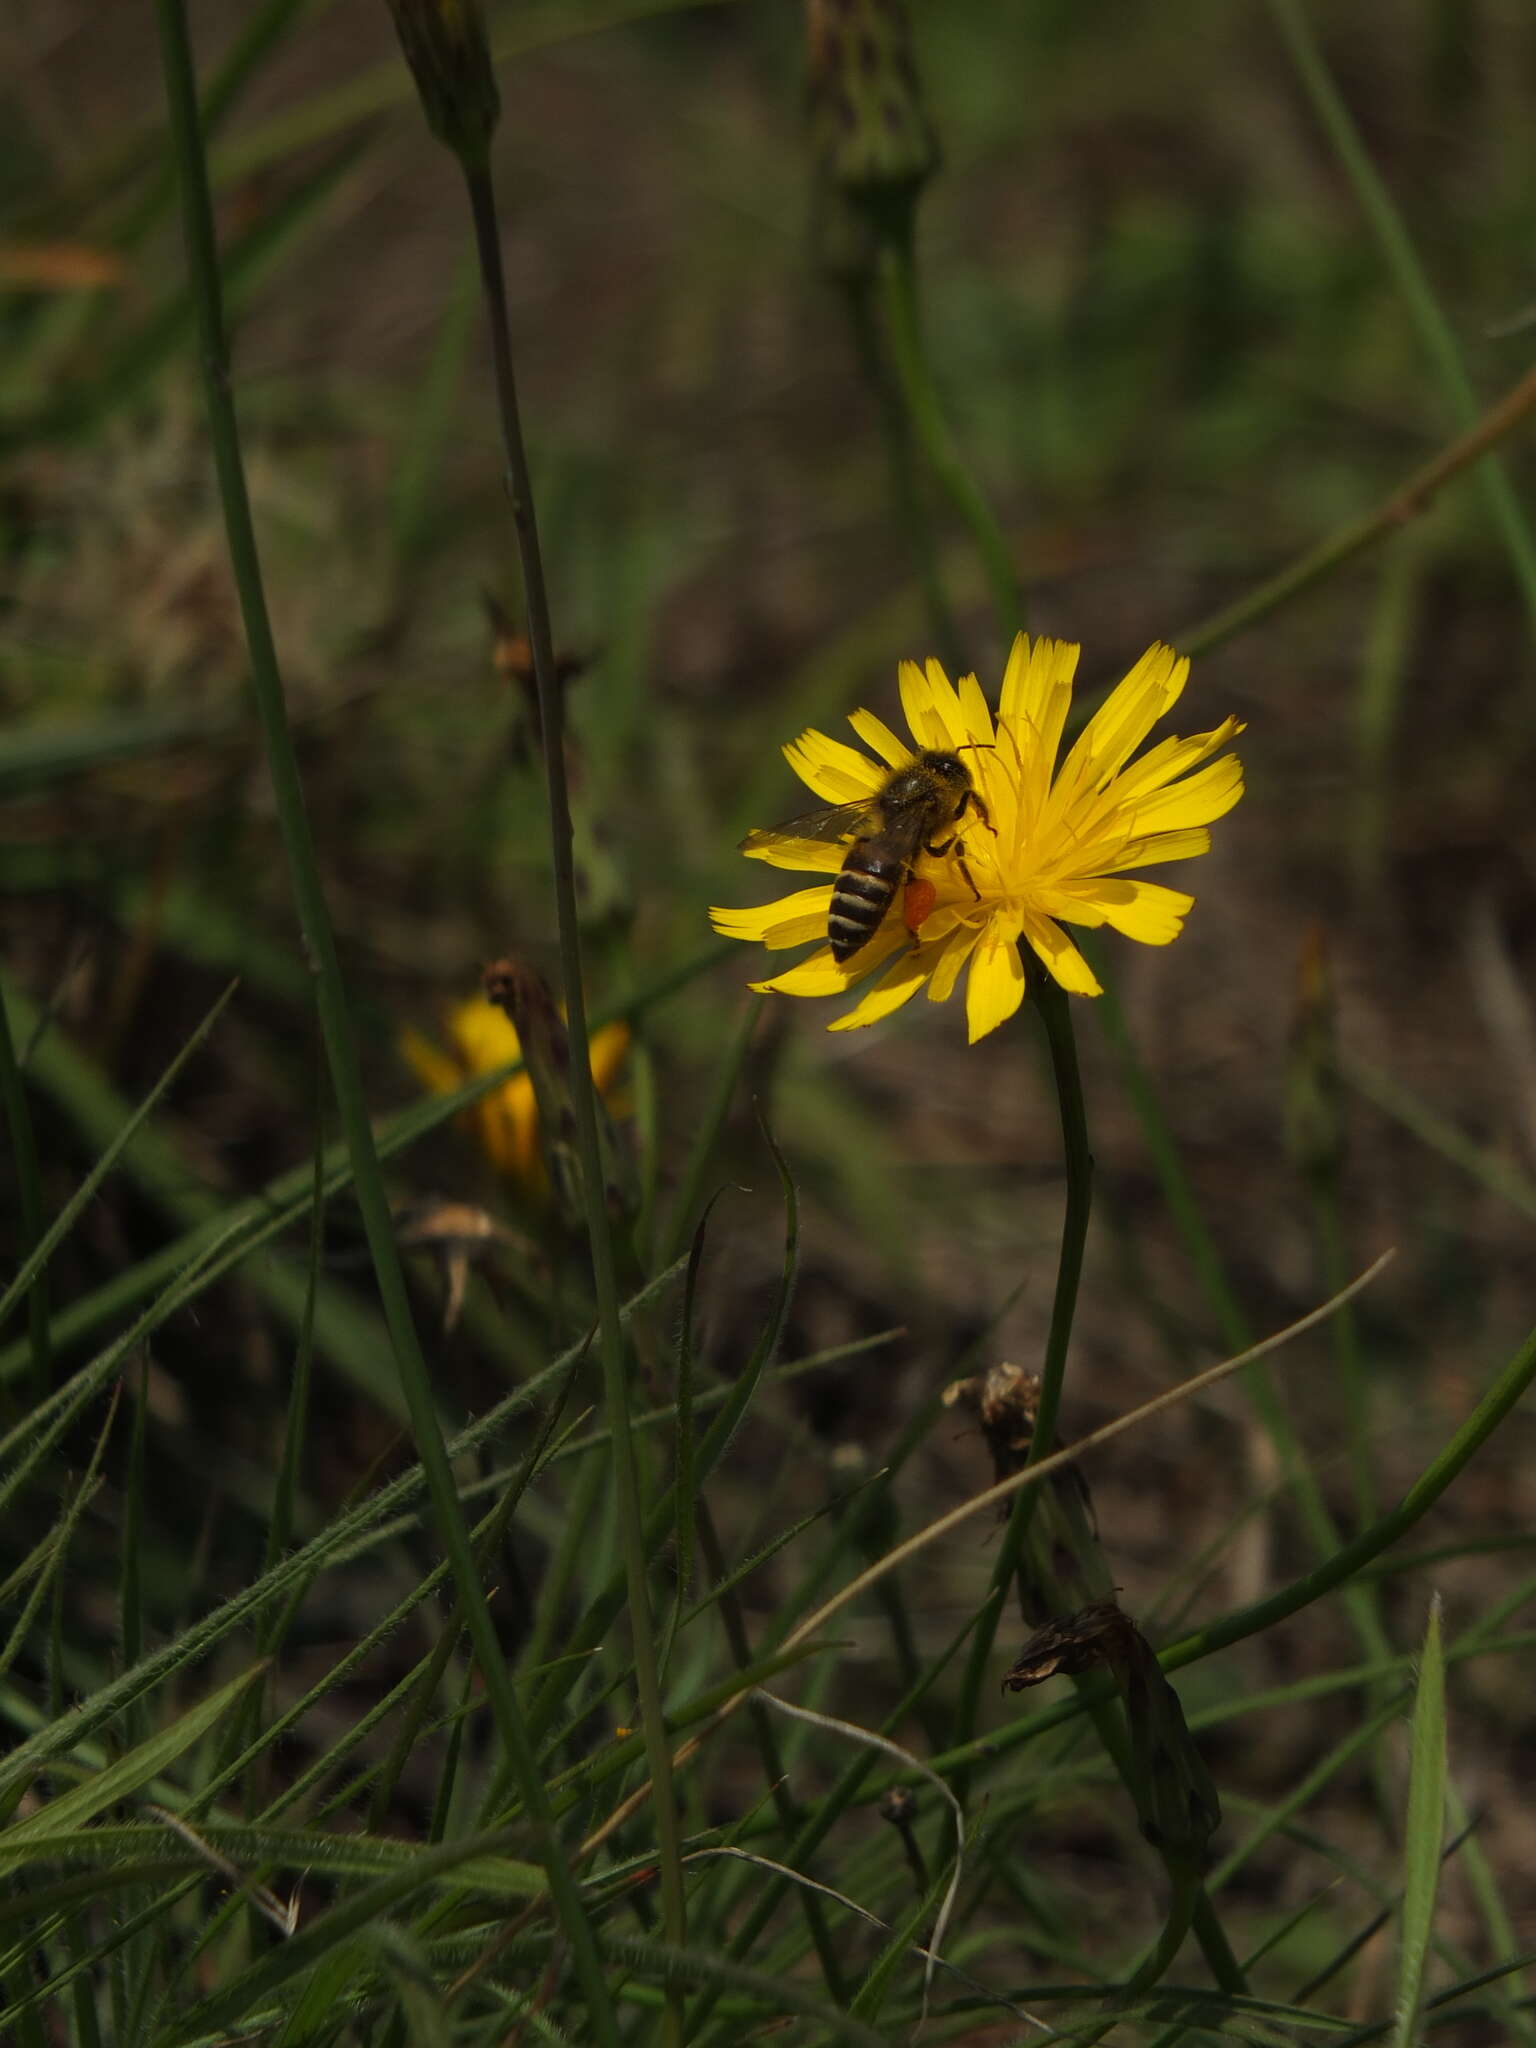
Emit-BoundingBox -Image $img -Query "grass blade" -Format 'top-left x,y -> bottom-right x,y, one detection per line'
1393,1597 -> 1447,2048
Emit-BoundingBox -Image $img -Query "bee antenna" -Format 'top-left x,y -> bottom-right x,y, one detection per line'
958,740 -> 996,755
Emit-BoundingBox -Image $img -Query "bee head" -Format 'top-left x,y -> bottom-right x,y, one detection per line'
919,749 -> 972,793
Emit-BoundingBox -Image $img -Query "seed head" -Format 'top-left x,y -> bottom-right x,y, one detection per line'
385,0 -> 501,167
805,0 -> 938,254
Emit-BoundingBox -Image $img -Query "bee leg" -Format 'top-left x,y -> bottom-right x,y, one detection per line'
923,831 -> 982,901
959,788 -> 996,833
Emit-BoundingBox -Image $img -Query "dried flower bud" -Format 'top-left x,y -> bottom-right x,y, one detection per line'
385,0 -> 500,168
484,593 -> 591,765
805,0 -> 938,251
944,1362 -> 1114,1621
1286,923 -> 1345,1185
1002,1602 -> 1221,1870
483,956 -> 584,1221
1117,1637 -> 1222,1869
1001,1601 -> 1135,1692
878,1784 -> 917,1829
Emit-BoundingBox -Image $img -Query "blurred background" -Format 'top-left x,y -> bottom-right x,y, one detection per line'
5,0 -> 1536,2002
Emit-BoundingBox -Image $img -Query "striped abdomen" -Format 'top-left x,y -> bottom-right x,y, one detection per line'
828,839 -> 903,962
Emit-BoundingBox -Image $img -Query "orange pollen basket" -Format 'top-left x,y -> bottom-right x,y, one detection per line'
902,876 -> 938,934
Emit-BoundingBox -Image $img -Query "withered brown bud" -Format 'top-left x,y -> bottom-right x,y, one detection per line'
1002,1601 -> 1221,1869
484,593 -> 591,765
945,1362 -> 1113,1621
385,0 -> 500,167
1001,1602 -> 1135,1692
878,1784 -> 917,1828
1119,1639 -> 1222,1868
484,955 -> 582,1220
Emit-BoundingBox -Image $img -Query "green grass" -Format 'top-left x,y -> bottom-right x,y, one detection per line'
3,0 -> 1536,2041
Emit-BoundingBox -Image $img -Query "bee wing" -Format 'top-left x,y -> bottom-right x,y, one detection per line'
739,799 -> 877,854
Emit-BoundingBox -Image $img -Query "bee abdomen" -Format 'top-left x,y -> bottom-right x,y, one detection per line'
828,849 -> 900,963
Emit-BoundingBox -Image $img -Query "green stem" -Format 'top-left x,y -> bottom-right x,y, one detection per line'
844,276 -> 963,670
1065,1863 -> 1205,2047
151,9 -> 617,2041
0,982 -> 49,1399
1313,1179 -> 1376,1524
1265,0 -> 1536,640
879,237 -> 1026,640
1177,356 -> 1536,661
461,159 -> 687,2037
950,958 -> 1092,1786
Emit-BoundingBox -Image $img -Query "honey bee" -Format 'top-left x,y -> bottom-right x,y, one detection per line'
746,749 -> 991,963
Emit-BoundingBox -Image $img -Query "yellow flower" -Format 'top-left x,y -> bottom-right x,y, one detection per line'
711,635 -> 1244,1043
401,994 -> 628,1189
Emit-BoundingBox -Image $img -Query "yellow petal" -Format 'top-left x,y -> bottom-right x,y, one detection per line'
1061,643 -> 1188,794
750,927 -> 905,997
847,707 -> 911,767
923,658 -> 969,747
475,1072 -> 540,1182
1021,912 -> 1103,994
1051,877 -> 1194,944
965,923 -> 1027,1042
898,659 -> 949,750
1031,887 -> 1108,930
783,727 -> 886,804
1129,753 -> 1244,834
590,1022 -> 630,1095
1111,717 -> 1245,805
710,886 -> 833,946
447,995 -> 523,1074
999,634 -> 1078,780
925,923 -> 981,1002
955,669 -> 995,746
827,948 -> 930,1031
1102,826 -> 1211,872
741,833 -> 848,874
400,1025 -> 463,1098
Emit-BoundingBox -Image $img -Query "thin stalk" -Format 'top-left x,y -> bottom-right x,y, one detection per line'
844,276 -> 963,670
461,157 -> 686,2034
151,9 -> 617,2039
1312,1179 -> 1375,1524
879,236 -> 1025,639
1352,535 -> 1423,897
0,981 -> 50,1398
1265,0 -> 1536,639
1177,356 -> 1536,660
950,959 -> 1092,1785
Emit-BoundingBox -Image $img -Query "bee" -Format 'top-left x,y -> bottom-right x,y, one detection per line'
747,749 -> 991,964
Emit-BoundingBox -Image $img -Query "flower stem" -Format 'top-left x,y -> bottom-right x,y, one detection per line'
879,235 -> 1026,641
460,159 -> 688,2037
152,6 -> 618,2038
843,277 -> 964,672
948,954 -> 1092,1785
1178,356 -> 1536,661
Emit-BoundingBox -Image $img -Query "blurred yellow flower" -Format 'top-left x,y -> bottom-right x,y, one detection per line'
401,994 -> 628,1188
711,635 -> 1244,1043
